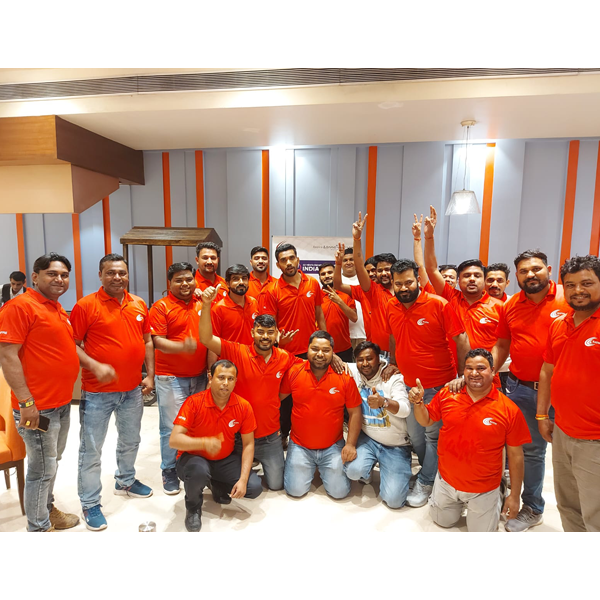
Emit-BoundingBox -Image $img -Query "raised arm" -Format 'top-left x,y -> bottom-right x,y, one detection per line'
323,287 -> 357,322
452,332 -> 471,377
198,285 -> 223,356
412,213 -> 429,286
423,205 -> 446,295
352,212 -> 372,293
333,242 -> 353,296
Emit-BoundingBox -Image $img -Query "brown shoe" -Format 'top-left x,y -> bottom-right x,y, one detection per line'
49,505 -> 80,530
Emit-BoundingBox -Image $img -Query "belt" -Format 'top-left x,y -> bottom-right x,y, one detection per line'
508,372 -> 538,391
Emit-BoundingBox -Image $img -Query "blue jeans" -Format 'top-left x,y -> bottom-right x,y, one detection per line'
156,373 -> 207,471
504,376 -> 554,514
13,403 -> 71,532
405,384 -> 443,486
343,431 -> 412,508
235,430 -> 284,490
78,386 -> 143,510
284,439 -> 351,499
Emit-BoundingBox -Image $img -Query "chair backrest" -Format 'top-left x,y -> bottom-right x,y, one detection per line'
0,368 -> 26,461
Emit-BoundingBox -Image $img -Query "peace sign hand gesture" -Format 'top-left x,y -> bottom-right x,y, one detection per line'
352,212 -> 368,240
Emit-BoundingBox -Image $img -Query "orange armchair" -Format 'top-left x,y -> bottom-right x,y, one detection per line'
0,368 -> 26,515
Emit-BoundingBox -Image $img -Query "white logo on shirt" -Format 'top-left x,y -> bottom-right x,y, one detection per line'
479,317 -> 492,324
252,312 -> 258,320
584,337 -> 600,347
306,291 -> 313,298
483,418 -> 497,426
417,318 -> 429,326
329,387 -> 340,395
0,331 -> 7,335
276,371 -> 283,379
198,309 -> 202,316
550,310 -> 567,319
136,314 -> 143,322
177,416 -> 187,421
228,419 -> 239,427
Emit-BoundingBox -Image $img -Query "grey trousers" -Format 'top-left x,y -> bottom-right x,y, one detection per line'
429,473 -> 502,532
553,425 -> 600,532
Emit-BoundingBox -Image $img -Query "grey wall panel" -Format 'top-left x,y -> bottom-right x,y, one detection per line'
488,140 -> 526,295
335,146 -> 357,239
519,141 -> 569,278
328,148 -> 339,236
168,150 -> 190,265
23,214 -> 46,280
285,150 -> 295,236
571,141 -> 598,259
294,148 -> 331,237
269,147 -> 287,241
0,215 -> 20,284
43,214 -> 77,310
354,146 -> 368,227
438,144 -> 454,265
78,201 -> 104,296
225,150 -> 262,268
373,145 -> 403,257
184,150 -> 199,265
130,151 -> 165,304
399,142 -> 446,262
108,186 -> 133,287
204,150 -> 229,273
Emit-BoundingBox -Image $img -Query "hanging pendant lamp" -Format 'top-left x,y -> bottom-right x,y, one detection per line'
446,120 -> 480,216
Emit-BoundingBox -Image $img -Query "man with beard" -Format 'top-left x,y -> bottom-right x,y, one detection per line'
424,207 -> 503,388
208,265 -> 259,368
338,248 -> 368,351
281,331 -> 362,499
318,262 -> 357,363
194,242 -> 227,304
538,255 -> 600,532
492,249 -> 569,532
343,341 -> 412,509
408,349 -> 530,532
149,262 -> 208,495
486,263 -> 512,302
385,259 -> 470,507
247,246 -> 276,299
199,284 -> 300,491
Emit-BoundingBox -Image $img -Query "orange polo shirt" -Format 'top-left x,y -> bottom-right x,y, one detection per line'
427,386 -> 531,493
149,293 -> 207,377
361,282 -> 394,351
219,340 -> 301,438
258,272 -> 322,356
0,288 -> 80,411
544,307 -> 600,440
248,272 -> 276,300
349,286 -> 372,341
195,271 -> 227,304
174,389 -> 256,461
280,362 -> 362,449
424,281 -> 459,371
496,281 -> 569,382
385,290 -> 464,388
70,288 -> 150,393
320,290 -> 356,353
211,294 -> 259,345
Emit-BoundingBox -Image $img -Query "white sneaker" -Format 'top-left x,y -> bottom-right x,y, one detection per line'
406,480 -> 433,508
505,505 -> 543,532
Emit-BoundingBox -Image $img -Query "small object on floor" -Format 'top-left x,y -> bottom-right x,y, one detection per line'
115,479 -> 153,498
49,504 -> 80,530
139,521 -> 156,532
505,505 -> 544,532
82,505 -> 108,531
406,480 -> 433,508
503,469 -> 511,489
162,468 -> 181,495
185,508 -> 202,532
210,481 -> 232,505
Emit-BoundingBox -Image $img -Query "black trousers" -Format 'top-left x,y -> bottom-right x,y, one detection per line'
280,351 -> 308,439
176,452 -> 262,510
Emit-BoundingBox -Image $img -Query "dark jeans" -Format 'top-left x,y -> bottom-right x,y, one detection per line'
176,452 -> 262,510
235,430 -> 284,490
280,351 -> 308,439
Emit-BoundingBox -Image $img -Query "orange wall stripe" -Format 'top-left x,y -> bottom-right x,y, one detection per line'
101,196 -> 112,255
559,140 -> 580,267
71,214 -> 83,300
261,150 -> 270,250
478,143 -> 496,265
590,141 -> 600,255
15,214 -> 26,274
366,146 -> 378,258
195,151 -> 205,228
162,152 -> 173,270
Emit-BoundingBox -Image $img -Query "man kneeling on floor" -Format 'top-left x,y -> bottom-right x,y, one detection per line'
344,341 -> 412,508
408,349 -> 531,532
281,331 -> 362,499
169,359 -> 262,532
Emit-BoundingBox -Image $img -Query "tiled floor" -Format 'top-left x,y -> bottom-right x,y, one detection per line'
0,403 -> 564,533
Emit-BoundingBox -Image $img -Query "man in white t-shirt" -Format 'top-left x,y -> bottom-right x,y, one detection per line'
343,341 -> 412,508
339,247 -> 366,353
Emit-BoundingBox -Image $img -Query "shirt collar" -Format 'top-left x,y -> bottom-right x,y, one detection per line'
98,286 -> 130,305
564,304 -> 600,326
250,272 -> 272,283
26,286 -> 57,306
303,360 -> 334,378
204,388 -> 239,408
167,291 -> 198,308
517,279 -> 557,303
459,384 -> 499,403
278,271 -> 308,288
196,271 -> 224,286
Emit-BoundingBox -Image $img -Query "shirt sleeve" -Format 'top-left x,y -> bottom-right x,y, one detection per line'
69,300 -> 89,342
219,339 -> 241,364
425,390 -> 443,422
312,279 -> 322,307
506,407 -> 532,447
0,300 -> 31,344
543,320 -> 560,365
441,281 -> 460,302
345,294 -> 356,311
280,365 -> 296,396
442,301 -> 465,339
211,304 -> 223,338
350,285 -> 364,303
174,396 -> 196,429
149,301 -> 168,336
423,281 -> 436,295
388,374 -> 411,418
240,401 -> 257,435
141,302 -> 151,335
344,377 -> 363,409
495,303 -> 511,340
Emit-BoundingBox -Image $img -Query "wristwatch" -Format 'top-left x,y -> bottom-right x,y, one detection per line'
18,398 -> 35,409
382,398 -> 389,409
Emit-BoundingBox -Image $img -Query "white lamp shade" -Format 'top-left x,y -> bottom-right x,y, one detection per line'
445,190 -> 480,216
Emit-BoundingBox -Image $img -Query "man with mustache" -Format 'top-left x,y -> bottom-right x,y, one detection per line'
486,263 -> 512,302
408,349 -> 530,532
538,255 -> 600,532
247,246 -> 275,299
492,249 -> 569,532
194,242 -> 227,304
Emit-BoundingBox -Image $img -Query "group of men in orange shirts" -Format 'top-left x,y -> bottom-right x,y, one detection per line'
1,209 -> 598,533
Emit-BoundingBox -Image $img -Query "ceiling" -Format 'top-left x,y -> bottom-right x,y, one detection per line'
2,68 -> 600,150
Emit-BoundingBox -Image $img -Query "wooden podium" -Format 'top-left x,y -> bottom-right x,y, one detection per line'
120,226 -> 223,305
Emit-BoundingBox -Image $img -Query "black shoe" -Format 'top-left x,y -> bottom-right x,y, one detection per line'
210,481 -> 232,505
185,508 -> 202,532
